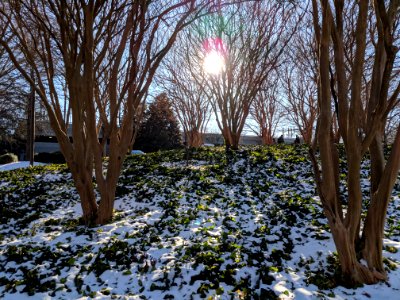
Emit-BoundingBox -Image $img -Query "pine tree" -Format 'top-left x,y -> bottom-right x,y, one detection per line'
134,93 -> 182,152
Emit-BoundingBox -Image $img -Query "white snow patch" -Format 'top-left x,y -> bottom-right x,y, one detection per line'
0,161 -> 47,171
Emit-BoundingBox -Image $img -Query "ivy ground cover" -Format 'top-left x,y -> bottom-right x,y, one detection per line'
0,146 -> 399,299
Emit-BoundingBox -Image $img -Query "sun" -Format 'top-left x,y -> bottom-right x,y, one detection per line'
203,50 -> 225,75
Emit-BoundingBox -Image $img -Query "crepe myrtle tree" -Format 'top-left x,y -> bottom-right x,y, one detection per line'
283,66 -> 318,145
249,74 -> 285,145
157,40 -> 211,148
310,0 -> 400,285
185,1 -> 302,150
282,16 -> 318,145
0,0 -> 220,225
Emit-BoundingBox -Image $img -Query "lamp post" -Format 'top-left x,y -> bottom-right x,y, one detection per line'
26,70 -> 35,166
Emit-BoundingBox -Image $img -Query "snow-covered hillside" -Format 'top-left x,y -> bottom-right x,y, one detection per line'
0,146 -> 399,299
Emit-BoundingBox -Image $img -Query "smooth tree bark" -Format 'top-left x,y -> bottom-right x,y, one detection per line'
0,0 -> 212,224
310,0 -> 400,285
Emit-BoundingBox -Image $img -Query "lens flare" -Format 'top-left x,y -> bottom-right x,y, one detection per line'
202,38 -> 226,75
203,50 -> 225,75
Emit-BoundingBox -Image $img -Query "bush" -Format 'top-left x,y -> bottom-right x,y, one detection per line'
34,151 -> 66,164
0,133 -> 25,156
0,153 -> 18,164
134,93 -> 182,152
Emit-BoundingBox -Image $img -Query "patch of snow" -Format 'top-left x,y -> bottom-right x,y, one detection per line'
0,161 -> 47,171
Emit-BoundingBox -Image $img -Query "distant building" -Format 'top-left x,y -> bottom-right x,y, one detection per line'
35,123 -> 300,154
34,121 -> 108,153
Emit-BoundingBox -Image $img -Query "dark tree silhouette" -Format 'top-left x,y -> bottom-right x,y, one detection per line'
135,94 -> 182,153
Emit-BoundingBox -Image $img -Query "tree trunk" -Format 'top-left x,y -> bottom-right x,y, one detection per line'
310,0 -> 400,287
26,71 -> 35,166
313,0 -> 376,285
222,127 -> 232,151
362,125 -> 400,274
361,197 -> 387,276
72,168 -> 98,224
361,131 -> 385,272
188,130 -> 203,148
59,135 -> 99,225
261,127 -> 273,145
370,131 -> 385,194
231,133 -> 240,150
95,155 -> 121,225
97,183 -> 117,224
329,220 -> 382,284
301,127 -> 313,145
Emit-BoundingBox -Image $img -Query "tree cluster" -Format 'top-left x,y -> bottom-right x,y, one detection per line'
0,0 -> 399,288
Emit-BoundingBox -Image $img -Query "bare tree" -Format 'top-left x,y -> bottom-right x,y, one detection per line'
157,41 -> 211,148
185,1 -> 301,150
282,17 -> 318,145
0,19 -> 26,142
283,68 -> 318,144
0,0 -> 213,224
249,74 -> 285,145
310,0 -> 400,284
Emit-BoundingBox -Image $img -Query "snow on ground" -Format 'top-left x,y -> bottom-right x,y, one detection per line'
0,161 -> 47,171
0,146 -> 399,299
